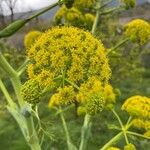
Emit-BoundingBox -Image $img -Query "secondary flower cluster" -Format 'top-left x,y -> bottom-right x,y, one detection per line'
122,95 -> 150,137
24,31 -> 42,49
55,0 -> 96,30
122,0 -> 136,9
124,19 -> 150,44
122,95 -> 150,119
22,26 -> 113,115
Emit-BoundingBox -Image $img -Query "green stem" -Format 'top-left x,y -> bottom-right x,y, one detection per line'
98,0 -> 113,10
0,52 -> 24,106
127,131 -> 150,140
27,1 -> 61,21
59,107 -> 72,150
0,52 -> 17,78
11,76 -> 24,106
79,114 -> 91,150
112,109 -> 129,144
100,7 -> 121,15
17,58 -> 30,76
107,38 -> 129,55
91,0 -> 101,35
0,79 -> 15,107
26,117 -> 41,150
100,132 -> 123,150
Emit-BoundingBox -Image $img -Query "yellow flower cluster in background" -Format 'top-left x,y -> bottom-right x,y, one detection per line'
74,0 -> 96,10
22,26 -> 113,113
124,19 -> 150,44
49,86 -> 75,107
55,0 -> 96,30
122,0 -> 136,9
24,31 -> 42,49
122,95 -> 150,119
122,95 -> 150,137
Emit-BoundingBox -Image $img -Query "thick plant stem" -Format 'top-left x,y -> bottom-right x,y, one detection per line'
0,79 -> 15,107
11,76 -> 24,106
79,114 -> 91,150
26,117 -> 41,150
0,52 -> 16,78
0,52 -> 41,149
27,1 -> 62,21
0,52 -> 24,106
100,132 -> 123,150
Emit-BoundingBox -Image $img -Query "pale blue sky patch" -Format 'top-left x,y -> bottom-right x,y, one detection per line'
1,0 -> 57,15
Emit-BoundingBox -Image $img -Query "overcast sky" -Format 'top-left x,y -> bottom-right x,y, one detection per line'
1,0 -> 57,15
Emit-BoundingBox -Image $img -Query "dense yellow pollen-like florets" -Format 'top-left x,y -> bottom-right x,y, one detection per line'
48,86 -> 75,107
122,96 -> 150,119
27,26 -> 110,85
21,79 -> 42,104
26,26 -> 111,108
24,31 -> 42,49
74,0 -> 96,10
132,119 -> 150,131
124,19 -> 150,44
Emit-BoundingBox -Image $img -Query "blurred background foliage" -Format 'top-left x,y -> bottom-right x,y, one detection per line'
0,0 -> 150,149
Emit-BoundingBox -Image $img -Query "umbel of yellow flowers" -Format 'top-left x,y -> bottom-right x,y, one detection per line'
22,26 -> 115,115
122,95 -> 150,137
124,19 -> 150,44
55,0 -> 96,30
122,95 -> 150,119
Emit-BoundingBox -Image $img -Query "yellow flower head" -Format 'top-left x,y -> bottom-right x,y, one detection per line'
24,31 -> 42,49
48,86 -> 75,107
27,26 -> 110,86
124,19 -> 150,44
55,6 -> 82,24
76,77 -> 116,114
55,6 -> 95,30
122,95 -> 150,119
74,0 -> 96,10
85,93 -> 105,115
26,26 -> 110,107
21,79 -> 42,104
124,143 -> 136,150
122,0 -> 136,9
